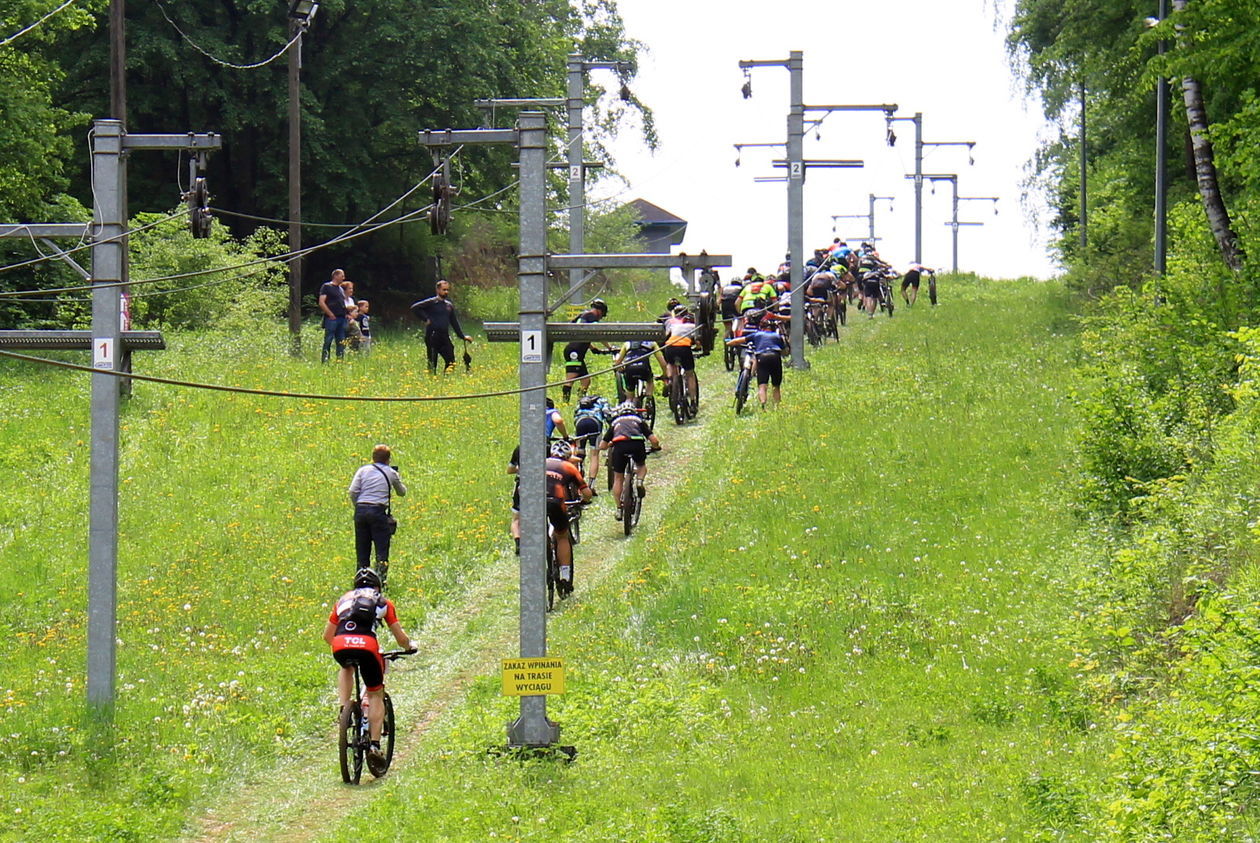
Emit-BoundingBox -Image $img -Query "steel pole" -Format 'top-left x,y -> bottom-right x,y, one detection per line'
913,114 -> 923,264
88,120 -> 126,721
1079,83 -> 1087,251
867,194 -> 877,242
1154,0 -> 1168,275
287,21 -> 303,356
951,181 -> 960,273
508,112 -> 560,748
109,0 -> 125,123
566,55 -> 585,306
786,51 -> 807,370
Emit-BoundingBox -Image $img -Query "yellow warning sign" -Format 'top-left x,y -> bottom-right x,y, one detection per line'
501,657 -> 566,696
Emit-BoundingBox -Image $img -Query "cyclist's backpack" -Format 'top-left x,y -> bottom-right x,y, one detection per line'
336,587 -> 384,634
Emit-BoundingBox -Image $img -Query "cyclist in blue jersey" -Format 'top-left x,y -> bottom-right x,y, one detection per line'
725,317 -> 787,409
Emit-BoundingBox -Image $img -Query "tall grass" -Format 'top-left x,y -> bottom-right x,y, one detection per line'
0,277 -> 1106,839
316,278 -> 1108,840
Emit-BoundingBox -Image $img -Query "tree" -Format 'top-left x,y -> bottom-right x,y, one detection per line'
1163,0 -> 1245,272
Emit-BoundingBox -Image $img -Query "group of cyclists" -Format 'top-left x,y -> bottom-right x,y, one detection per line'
327,246 -> 939,780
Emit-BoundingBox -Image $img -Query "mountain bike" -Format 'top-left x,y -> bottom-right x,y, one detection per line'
804,298 -> 827,347
338,647 -> 416,784
733,343 -> 757,415
829,289 -> 844,336
619,446 -> 659,537
546,499 -> 584,610
877,275 -> 895,317
668,364 -> 699,425
927,270 -> 938,306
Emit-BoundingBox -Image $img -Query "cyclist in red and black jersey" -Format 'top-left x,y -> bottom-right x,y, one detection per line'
600,402 -> 662,519
323,567 -> 413,775
546,440 -> 592,581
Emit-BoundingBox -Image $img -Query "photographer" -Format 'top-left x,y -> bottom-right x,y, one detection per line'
348,444 -> 407,584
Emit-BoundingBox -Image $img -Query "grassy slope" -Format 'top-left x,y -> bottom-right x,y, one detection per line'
320,278 -> 1107,841
0,277 -> 1104,840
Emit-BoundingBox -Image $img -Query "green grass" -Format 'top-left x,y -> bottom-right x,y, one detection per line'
0,277 -> 1109,840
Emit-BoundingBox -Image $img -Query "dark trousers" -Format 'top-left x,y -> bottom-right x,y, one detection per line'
425,330 -> 455,372
354,503 -> 392,569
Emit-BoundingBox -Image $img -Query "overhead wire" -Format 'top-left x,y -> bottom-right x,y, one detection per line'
0,340 -> 662,403
0,148 -> 458,298
0,0 -> 78,47
151,0 -> 301,71
0,208 -> 190,276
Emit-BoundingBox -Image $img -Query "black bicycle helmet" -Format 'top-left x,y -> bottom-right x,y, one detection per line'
590,298 -> 608,313
354,567 -> 382,590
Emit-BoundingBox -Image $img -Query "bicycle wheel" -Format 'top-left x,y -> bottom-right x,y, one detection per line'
734,368 -> 751,415
381,692 -> 396,774
622,462 -> 636,537
338,701 -> 364,784
546,536 -> 557,610
838,298 -> 847,328
670,374 -> 685,425
724,339 -> 736,371
928,275 -> 938,306
688,375 -> 699,419
806,316 -> 821,347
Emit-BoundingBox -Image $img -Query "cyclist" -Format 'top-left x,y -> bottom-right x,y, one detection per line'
735,273 -> 777,332
613,337 -> 667,402
726,316 -> 787,409
601,402 -> 662,521
324,567 -> 414,777
719,274 -> 746,339
544,397 -> 568,441
804,268 -> 838,327
561,299 -> 610,403
546,440 -> 592,595
657,296 -> 682,324
901,263 -> 934,306
573,394 -> 613,488
662,306 -> 699,410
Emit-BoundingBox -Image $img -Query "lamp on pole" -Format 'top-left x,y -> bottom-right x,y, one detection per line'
287,0 -> 318,357
887,112 -> 975,265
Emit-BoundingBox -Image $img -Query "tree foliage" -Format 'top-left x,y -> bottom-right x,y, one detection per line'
3,0 -> 646,304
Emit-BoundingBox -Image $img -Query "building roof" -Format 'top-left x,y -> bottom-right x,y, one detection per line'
625,198 -> 687,227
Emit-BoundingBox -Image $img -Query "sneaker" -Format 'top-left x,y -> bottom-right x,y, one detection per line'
589,488 -> 599,498
366,745 -> 388,777
614,508 -> 623,521
514,537 -> 520,555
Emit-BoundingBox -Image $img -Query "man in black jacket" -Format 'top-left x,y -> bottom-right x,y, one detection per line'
410,280 -> 473,374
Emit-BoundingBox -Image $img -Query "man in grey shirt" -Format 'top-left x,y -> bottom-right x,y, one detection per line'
348,444 -> 407,584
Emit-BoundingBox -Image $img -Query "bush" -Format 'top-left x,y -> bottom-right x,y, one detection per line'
53,211 -> 288,331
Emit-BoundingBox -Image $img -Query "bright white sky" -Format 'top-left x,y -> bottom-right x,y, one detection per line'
592,0 -> 1061,280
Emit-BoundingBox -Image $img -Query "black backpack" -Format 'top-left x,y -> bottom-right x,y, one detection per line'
337,588 -> 382,633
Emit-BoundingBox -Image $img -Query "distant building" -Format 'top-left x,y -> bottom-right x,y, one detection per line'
625,198 -> 687,253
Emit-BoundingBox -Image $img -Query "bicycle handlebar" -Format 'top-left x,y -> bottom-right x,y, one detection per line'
382,648 -> 417,660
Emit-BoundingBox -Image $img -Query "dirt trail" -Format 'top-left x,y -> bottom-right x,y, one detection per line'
183,403 -> 715,842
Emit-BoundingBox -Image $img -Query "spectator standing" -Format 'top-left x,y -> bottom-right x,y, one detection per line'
319,268 -> 349,362
410,280 -> 473,374
356,300 -> 372,354
348,444 -> 407,584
